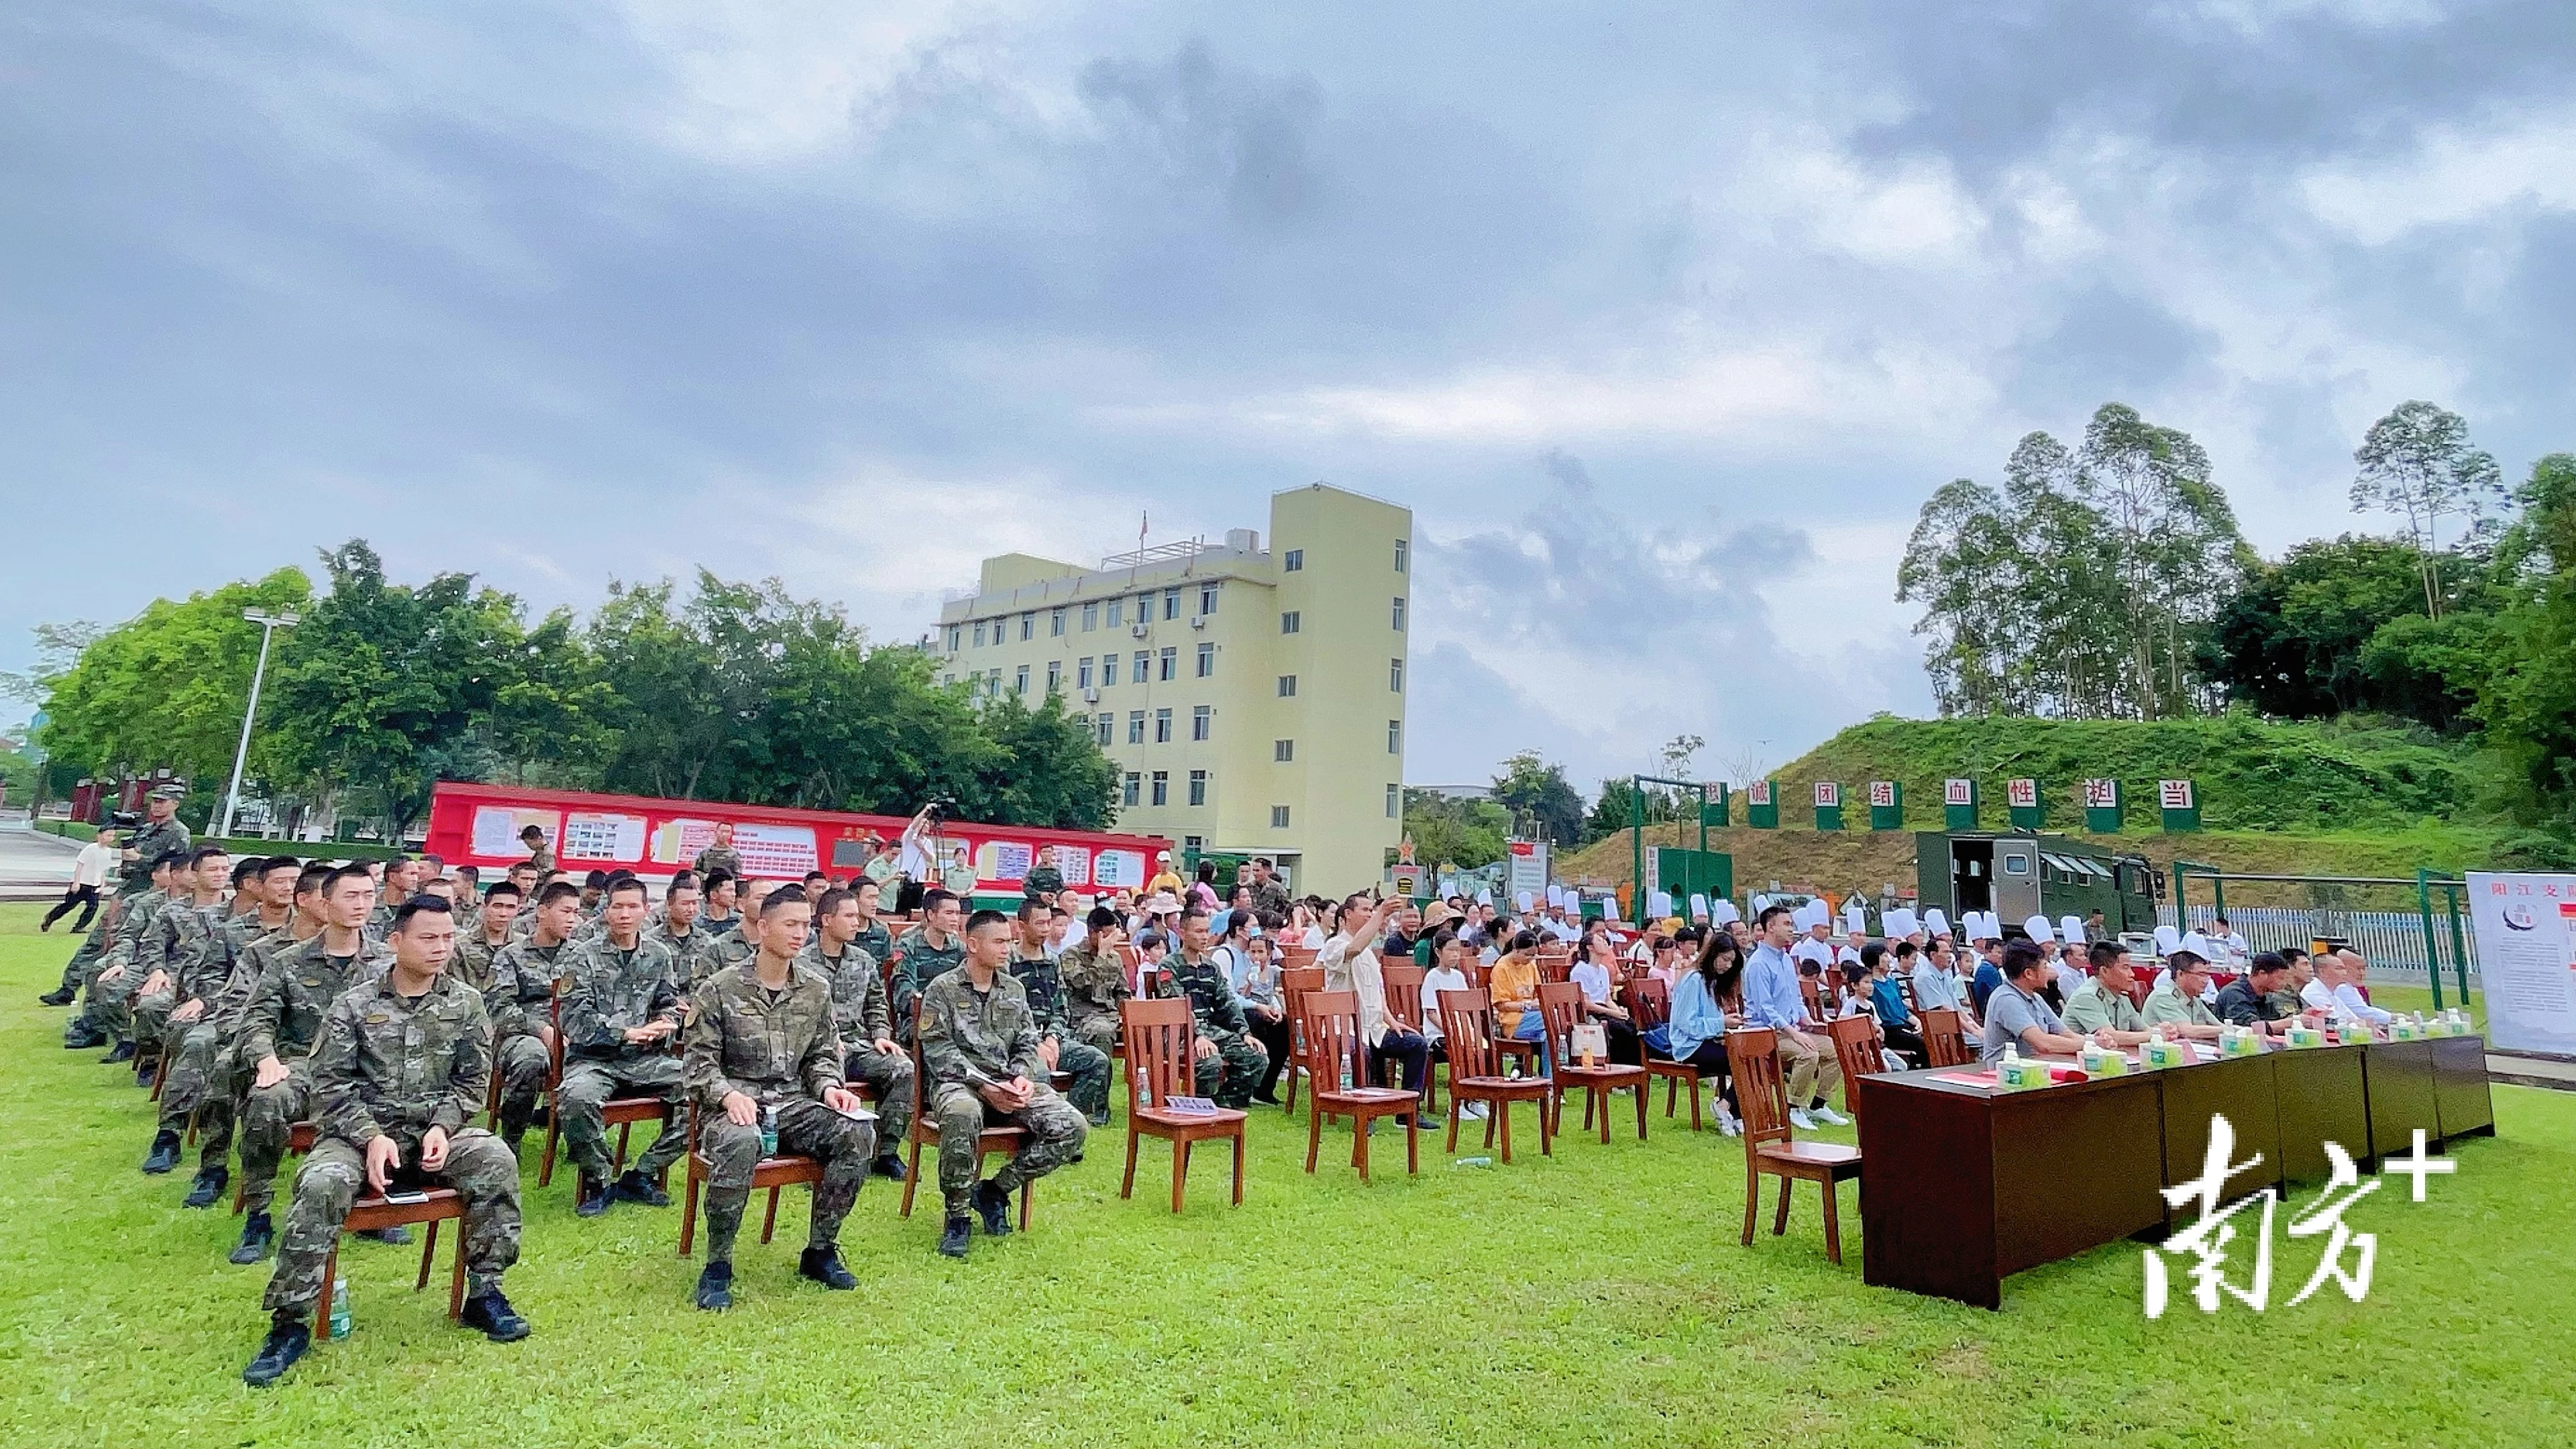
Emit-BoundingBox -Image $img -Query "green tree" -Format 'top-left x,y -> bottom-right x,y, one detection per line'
588,580 -> 729,800
486,608 -> 613,786
1402,790 -> 1511,870
1490,750 -> 1583,845
2352,401 -> 2507,619
2473,453 -> 2576,822
971,690 -> 1120,829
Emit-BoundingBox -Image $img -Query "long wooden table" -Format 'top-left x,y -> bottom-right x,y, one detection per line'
1856,1038 -> 2495,1309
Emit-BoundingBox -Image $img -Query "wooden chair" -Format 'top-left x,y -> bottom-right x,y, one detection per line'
1435,990 -> 1552,1163
1536,951 -> 1573,985
896,1002 -> 1032,1230
1824,1014 -> 1884,1126
1298,989 -> 1423,1183
1536,981 -> 1648,1144
1627,976 -> 1703,1130
675,1102 -> 825,1258
1799,975 -> 1829,1023
484,1020 -> 558,1131
535,1019 -> 679,1189
1118,996 -> 1246,1212
1379,963 -> 1434,1110
321,1186 -> 471,1324
235,1120 -> 319,1213
1725,1027 -> 1863,1264
1920,1008 -> 1972,1068
1277,966 -> 1328,1115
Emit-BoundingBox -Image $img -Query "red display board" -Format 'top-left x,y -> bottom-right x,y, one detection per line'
423,782 -> 1168,895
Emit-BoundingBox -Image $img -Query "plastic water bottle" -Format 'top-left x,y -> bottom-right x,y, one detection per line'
1453,1156 -> 1493,1169
758,1104 -> 778,1158
327,1276 -> 351,1340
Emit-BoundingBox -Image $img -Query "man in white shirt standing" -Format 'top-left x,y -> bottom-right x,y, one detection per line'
2208,916 -> 2253,973
43,828 -> 119,935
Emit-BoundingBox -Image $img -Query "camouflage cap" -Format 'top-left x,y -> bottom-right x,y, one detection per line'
148,782 -> 188,801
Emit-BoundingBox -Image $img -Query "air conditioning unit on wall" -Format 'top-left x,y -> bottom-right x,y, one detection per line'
1131,623 -> 1150,639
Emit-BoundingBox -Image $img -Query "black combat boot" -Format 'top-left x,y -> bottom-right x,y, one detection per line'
184,1165 -> 229,1208
870,1152 -> 908,1181
230,1211 -> 274,1264
62,1021 -> 105,1049
798,1246 -> 857,1289
38,988 -> 76,1006
612,1169 -> 669,1207
938,1216 -> 972,1258
103,1040 -> 136,1065
142,1130 -> 181,1174
694,1262 -> 733,1311
241,1320 -> 310,1387
460,1290 -> 531,1342
971,1179 -> 1014,1238
574,1175 -> 612,1218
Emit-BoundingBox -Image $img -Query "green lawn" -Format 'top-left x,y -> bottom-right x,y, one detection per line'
2,901 -> 2569,1448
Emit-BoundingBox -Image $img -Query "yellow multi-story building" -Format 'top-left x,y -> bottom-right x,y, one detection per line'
933,484 -> 1411,897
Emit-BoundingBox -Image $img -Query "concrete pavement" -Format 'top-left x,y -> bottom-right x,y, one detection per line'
0,818 -> 80,902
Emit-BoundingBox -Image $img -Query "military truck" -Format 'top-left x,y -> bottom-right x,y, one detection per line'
1914,830 -> 2160,939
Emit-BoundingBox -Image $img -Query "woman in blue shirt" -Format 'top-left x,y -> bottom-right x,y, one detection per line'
1646,929 -> 1745,1134
1865,942 -> 1927,1067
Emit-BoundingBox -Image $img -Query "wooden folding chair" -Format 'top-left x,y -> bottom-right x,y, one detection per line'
1920,1008 -> 1972,1068
321,1186 -> 471,1324
1299,989 -> 1423,1183
1824,1014 -> 1884,1126
674,1102 -> 826,1258
896,1002 -> 1032,1230
1435,990 -> 1552,1164
1627,976 -> 1703,1130
1725,1027 -> 1862,1264
1118,996 -> 1246,1212
1537,981 -> 1648,1144
1277,966 -> 1327,1115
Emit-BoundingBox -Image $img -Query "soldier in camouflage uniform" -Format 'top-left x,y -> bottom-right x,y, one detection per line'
801,888 -> 914,1180
849,877 -> 894,967
1008,902 -> 1112,1126
888,889 -> 968,1046
918,908 -> 1087,1258
554,879 -> 688,1216
451,881 -> 521,998
242,896 -> 527,1387
1244,857 -> 1292,923
364,857 -> 420,943
231,867 -> 394,1264
76,851 -> 184,1057
1021,846 -> 1065,904
119,784 -> 193,896
1157,906 -> 1267,1109
651,875 -> 725,989
172,861 -> 316,1211
487,881 -> 583,1153
136,848 -> 243,1172
1056,908 -> 1133,1060
682,891 -> 875,1309
691,823 -> 745,883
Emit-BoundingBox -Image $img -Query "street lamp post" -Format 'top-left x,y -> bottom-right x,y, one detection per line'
218,609 -> 299,839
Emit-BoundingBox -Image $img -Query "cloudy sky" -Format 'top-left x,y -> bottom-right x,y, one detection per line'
7,1 -> 2573,792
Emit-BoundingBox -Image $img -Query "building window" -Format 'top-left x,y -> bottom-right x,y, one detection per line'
1274,739 -> 1294,763
1280,610 -> 1300,634
973,621 -> 986,647
1271,805 -> 1292,828
1198,584 -> 1218,614
1122,710 -> 1142,745
1388,719 -> 1403,753
1387,783 -> 1401,818
1389,657 -> 1403,692
1163,588 -> 1181,621
1191,704 -> 1212,741
1050,606 -> 1066,637
1195,642 -> 1214,678
1122,772 -> 1140,807
1014,664 -> 1029,695
1277,675 -> 1297,698
1082,601 -> 1097,631
1284,549 -> 1304,572
1158,646 -> 1177,682
946,625 -> 961,652
1189,769 -> 1208,806
1154,707 -> 1173,743
1107,599 -> 1124,627
1133,649 -> 1150,682
1020,612 -> 1034,641
1395,538 -> 1409,574
1138,592 -> 1155,621
943,674 -> 955,686
1392,596 -> 1406,631
1046,660 -> 1061,694
1103,653 -> 1120,686
1097,714 -> 1114,747
1150,770 -> 1169,806
1078,657 -> 1094,690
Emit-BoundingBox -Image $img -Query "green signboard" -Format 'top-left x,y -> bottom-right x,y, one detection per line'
2007,777 -> 2043,830
1747,779 -> 1778,829
2158,778 -> 2200,832
1868,780 -> 1903,830
1943,777 -> 1978,830
2083,777 -> 2124,833
1699,784 -> 1729,828
1813,782 -> 1843,832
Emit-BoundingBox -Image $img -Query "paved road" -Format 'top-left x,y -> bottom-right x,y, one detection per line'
0,819 -> 80,901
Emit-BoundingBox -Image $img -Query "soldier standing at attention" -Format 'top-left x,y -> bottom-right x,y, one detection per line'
555,879 -> 688,1217
1021,845 -> 1064,906
241,897 -> 527,1386
136,847 -> 237,1171
452,881 -> 521,998
1158,904 -> 1268,1109
1008,902 -> 1112,1127
1244,857 -> 1291,922
920,909 -> 1087,1258
888,889 -> 968,1045
802,888 -> 916,1181
692,822 -> 746,882
487,881 -> 582,1155
1056,907 -> 1132,1061
648,872 -> 725,988
80,851 -> 184,1060
684,890 -> 875,1311
231,866 -> 394,1265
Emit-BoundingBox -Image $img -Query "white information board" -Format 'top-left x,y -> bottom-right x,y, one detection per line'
2465,871 -> 2576,1055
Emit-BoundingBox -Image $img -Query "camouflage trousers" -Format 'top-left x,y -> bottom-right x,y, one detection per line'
56,915 -> 112,995
131,985 -> 176,1056
76,960 -> 142,1044
237,1060 -> 314,1215
1192,1030 -> 1269,1110
493,1032 -> 552,1146
263,1128 -> 521,1323
1071,1013 -> 1120,1060
697,1096 -> 874,1263
155,1022 -> 237,1174
841,1043 -> 916,1150
930,1081 -> 1087,1216
1049,1038 -> 1114,1122
555,1055 -> 686,1185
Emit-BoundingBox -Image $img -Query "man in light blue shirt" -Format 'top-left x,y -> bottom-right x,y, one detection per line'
1748,905 -> 1845,1130
1910,939 -> 1978,1031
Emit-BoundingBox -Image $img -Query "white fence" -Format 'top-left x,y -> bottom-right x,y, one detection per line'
2166,903 -> 2473,989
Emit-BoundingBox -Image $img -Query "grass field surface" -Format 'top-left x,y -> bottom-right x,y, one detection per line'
2,902 -> 2568,1448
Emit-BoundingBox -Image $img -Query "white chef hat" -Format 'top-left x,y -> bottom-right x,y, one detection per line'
2174,931 -> 2212,964
2023,914 -> 2056,943
2153,924 -> 2181,955
1792,900 -> 1829,932
1924,908 -> 1951,938
1884,908 -> 1920,938
1476,889 -> 1493,906
1515,891 -> 1534,912
1711,900 -> 1741,925
2059,914 -> 2087,947
1647,890 -> 1673,918
1687,893 -> 1709,920
1971,912 -> 2002,942
1843,898 -> 1870,934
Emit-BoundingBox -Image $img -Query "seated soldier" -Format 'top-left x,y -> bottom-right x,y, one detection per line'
801,886 -> 916,1181
78,850 -> 185,1060
555,878 -> 689,1217
1156,905 -> 1267,1109
452,879 -> 521,998
646,871 -> 724,988
684,890 -> 875,1311
136,847 -> 237,1162
919,909 -> 1088,1258
242,898 -> 526,1386
1007,900 -> 1114,1128
156,853 -> 299,1208
487,881 -> 584,1155
2061,942 -> 2155,1046
2144,944 -> 2228,1040
847,875 -> 895,964
1056,907 -> 1133,1059
230,865 -> 394,1265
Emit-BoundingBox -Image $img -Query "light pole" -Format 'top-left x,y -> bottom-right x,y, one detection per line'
218,609 -> 299,838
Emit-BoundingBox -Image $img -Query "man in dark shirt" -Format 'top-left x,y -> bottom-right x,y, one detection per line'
2214,951 -> 2296,1036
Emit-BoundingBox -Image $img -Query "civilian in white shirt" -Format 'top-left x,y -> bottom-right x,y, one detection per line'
1317,893 -> 1399,994
2208,916 -> 2253,971
42,828 -> 121,935
2302,949 -> 2394,1027
1420,930 -> 1481,1118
